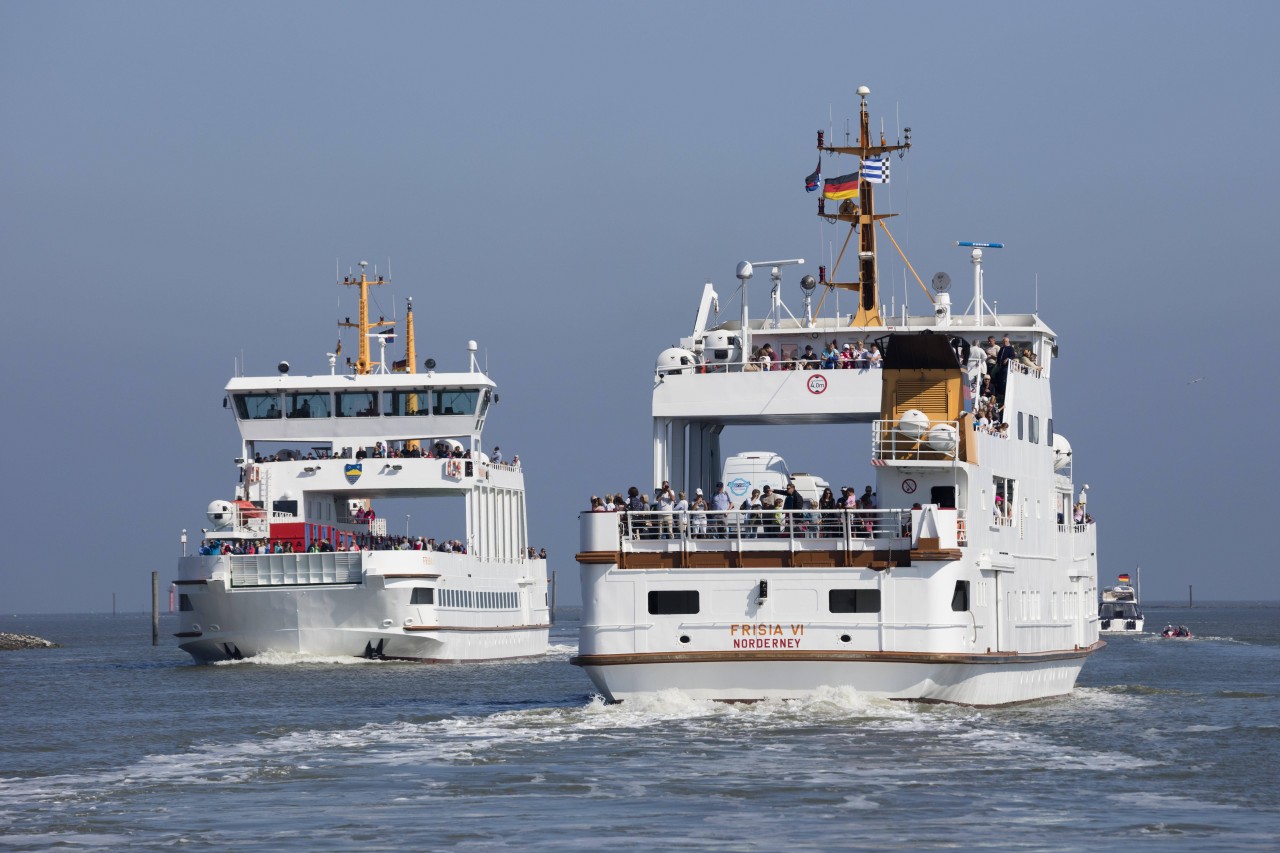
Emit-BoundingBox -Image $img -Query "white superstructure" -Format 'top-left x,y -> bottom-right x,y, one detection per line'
572,89 -> 1102,705
174,266 -> 550,662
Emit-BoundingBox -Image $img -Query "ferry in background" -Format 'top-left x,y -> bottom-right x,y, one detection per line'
1099,570 -> 1144,633
572,86 -> 1103,706
174,262 -> 550,662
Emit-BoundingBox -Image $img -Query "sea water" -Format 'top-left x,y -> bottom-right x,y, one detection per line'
1,604 -> 1277,851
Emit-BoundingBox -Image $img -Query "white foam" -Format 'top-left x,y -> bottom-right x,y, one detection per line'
211,651 -> 387,666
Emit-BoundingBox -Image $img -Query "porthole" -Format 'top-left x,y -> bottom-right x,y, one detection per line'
840,634 -> 851,643
678,635 -> 691,644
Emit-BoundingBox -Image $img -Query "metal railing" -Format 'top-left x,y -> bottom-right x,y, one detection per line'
659,358 -> 883,377
619,508 -> 912,545
337,514 -> 388,535
230,552 -> 363,586
872,419 -> 960,462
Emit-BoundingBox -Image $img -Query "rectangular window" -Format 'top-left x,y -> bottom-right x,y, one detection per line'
434,389 -> 479,416
1047,418 -> 1053,447
179,594 -> 194,612
286,392 -> 331,419
410,588 -> 434,605
1029,415 -> 1039,445
1017,411 -> 1024,440
233,393 -> 282,420
385,389 -> 433,417
335,391 -> 378,418
648,590 -> 700,615
951,581 -> 970,612
828,589 -> 881,613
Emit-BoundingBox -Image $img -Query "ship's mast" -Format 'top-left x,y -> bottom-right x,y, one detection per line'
817,86 -> 911,326
402,296 -> 417,374
337,260 -> 395,375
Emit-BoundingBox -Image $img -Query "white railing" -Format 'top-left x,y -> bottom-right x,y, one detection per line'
872,419 -> 960,462
1006,360 -> 1045,378
230,552 -> 363,587
337,514 -> 389,536
658,359 -> 883,377
619,508 -> 911,545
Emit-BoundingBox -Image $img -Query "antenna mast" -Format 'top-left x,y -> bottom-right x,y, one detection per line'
338,260 -> 394,375
816,85 -> 911,327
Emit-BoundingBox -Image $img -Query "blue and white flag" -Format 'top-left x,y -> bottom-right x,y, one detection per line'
861,157 -> 889,184
804,158 -> 821,192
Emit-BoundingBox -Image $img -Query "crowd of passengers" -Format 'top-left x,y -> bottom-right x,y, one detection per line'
739,340 -> 884,371
201,536 -> 548,556
250,442 -> 519,465
588,481 -> 909,539
964,335 -> 1043,436
723,334 -> 1044,440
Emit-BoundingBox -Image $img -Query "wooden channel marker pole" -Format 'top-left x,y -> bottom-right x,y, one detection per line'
152,571 -> 159,646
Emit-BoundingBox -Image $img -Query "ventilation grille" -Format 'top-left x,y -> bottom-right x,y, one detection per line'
894,380 -> 948,418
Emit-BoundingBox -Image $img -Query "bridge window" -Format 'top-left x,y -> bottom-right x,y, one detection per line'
951,581 -> 970,612
410,588 -> 434,605
178,594 -> 193,612
386,389 -> 433,416
335,391 -> 378,418
286,392 -> 331,419
829,589 -> 881,613
1028,415 -> 1039,445
648,590 -> 700,615
434,389 -> 479,416
233,393 -> 282,420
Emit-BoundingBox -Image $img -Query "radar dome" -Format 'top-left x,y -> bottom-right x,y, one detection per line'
925,423 -> 958,453
657,347 -> 696,375
207,500 -> 236,529
898,409 -> 930,439
1053,434 -> 1073,471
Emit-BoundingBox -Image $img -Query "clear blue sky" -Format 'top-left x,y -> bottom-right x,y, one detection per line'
3,1 -> 1277,613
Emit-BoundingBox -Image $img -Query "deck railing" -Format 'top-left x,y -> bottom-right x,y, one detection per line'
619,508 -> 912,546
871,419 -> 960,462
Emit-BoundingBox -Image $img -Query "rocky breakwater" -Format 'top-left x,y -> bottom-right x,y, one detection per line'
0,632 -> 60,650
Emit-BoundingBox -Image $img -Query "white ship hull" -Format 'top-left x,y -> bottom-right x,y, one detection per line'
1098,619 -> 1144,634
577,653 -> 1092,706
176,551 -> 549,663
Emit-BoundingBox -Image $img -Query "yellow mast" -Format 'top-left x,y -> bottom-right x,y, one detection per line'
402,298 -> 421,454
403,297 -> 416,375
816,86 -> 912,327
337,261 -> 395,375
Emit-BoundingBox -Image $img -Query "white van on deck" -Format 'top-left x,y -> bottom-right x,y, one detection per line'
721,453 -> 829,507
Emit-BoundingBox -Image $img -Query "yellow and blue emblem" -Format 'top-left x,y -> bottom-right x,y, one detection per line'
344,462 -> 362,484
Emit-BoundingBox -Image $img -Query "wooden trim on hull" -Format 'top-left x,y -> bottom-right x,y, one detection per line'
173,579 -> 208,586
575,548 -> 960,570
576,551 -> 619,564
572,640 -> 1105,668
403,623 -> 551,633
380,573 -> 442,579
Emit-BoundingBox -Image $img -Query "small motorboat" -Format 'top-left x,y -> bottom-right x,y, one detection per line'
1160,624 -> 1192,638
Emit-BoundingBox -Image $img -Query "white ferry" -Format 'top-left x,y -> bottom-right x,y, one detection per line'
572,88 -> 1103,705
174,263 -> 550,662
1099,570 -> 1144,633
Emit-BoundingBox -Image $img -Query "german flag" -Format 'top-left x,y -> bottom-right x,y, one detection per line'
1118,573 -> 1131,583
822,171 -> 860,201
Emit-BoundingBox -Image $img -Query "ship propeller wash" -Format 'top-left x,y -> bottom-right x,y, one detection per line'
174,263 -> 550,662
572,88 -> 1103,705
